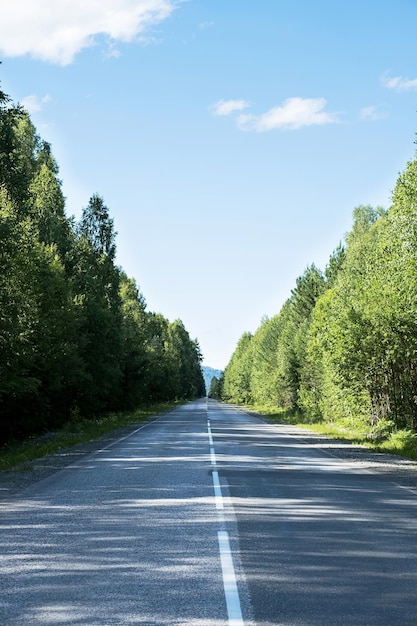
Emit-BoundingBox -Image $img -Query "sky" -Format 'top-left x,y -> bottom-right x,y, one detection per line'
1,0 -> 417,370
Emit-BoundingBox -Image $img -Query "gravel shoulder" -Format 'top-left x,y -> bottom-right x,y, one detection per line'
244,407 -> 417,492
0,421 -> 153,501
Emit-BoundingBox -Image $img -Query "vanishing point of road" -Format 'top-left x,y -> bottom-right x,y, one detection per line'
1,399 -> 417,625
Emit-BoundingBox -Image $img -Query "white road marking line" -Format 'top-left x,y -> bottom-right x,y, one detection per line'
218,531 -> 244,626
208,416 -> 244,625
208,420 -> 213,445
212,470 -> 224,510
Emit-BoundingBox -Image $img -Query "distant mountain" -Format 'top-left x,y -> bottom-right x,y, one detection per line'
201,366 -> 223,395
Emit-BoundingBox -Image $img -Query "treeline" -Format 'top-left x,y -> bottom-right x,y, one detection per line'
0,85 -> 205,443
218,144 -> 417,440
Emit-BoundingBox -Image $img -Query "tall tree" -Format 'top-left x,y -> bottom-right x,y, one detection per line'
119,273 -> 150,409
0,79 -> 210,441
29,162 -> 71,258
72,194 -> 123,415
222,332 -> 254,404
0,187 -> 80,439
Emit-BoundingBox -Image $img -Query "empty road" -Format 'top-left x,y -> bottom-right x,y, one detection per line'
1,399 -> 417,625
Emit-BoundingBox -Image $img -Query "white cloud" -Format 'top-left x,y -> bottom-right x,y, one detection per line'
211,99 -> 251,117
359,106 -> 387,121
237,97 -> 339,132
0,0 -> 182,65
21,94 -> 52,114
381,74 -> 417,91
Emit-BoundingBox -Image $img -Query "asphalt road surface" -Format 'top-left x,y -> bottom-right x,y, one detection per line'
1,399 -> 417,625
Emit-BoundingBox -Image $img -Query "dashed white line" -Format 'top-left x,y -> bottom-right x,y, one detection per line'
218,531 -> 244,626
208,417 -> 244,625
212,470 -> 224,510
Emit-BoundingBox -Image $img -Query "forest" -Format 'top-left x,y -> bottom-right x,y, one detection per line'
216,143 -> 417,446
0,83 -> 205,444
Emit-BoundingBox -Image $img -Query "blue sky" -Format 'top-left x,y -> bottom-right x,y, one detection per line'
1,0 -> 417,369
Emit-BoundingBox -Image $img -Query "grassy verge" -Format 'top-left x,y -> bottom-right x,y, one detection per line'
0,401 -> 183,472
245,404 -> 417,463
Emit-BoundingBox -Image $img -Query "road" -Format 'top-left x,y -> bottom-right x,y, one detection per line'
1,399 -> 417,625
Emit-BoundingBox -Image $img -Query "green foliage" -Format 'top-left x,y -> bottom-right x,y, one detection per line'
78,193 -> 116,258
324,242 -> 345,287
71,195 -> 124,415
222,266 -> 325,411
0,186 -> 81,438
208,374 -> 223,399
167,320 -> 205,400
118,273 -> 150,408
308,196 -> 417,431
222,332 -> 254,404
0,82 -> 204,443
223,150 -> 417,445
29,162 -> 71,255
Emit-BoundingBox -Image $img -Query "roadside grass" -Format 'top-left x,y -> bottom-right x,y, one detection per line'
245,404 -> 417,463
0,401 -> 183,472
